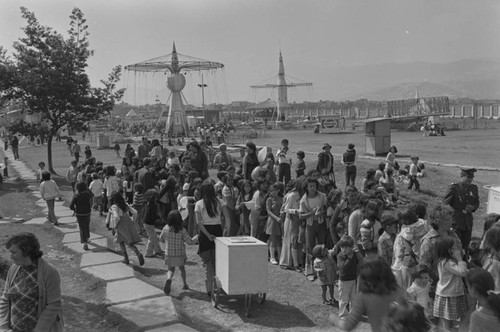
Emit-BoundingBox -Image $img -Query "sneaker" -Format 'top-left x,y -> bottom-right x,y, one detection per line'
83,243 -> 89,251
155,250 -> 165,256
164,279 -> 172,294
307,275 -> 316,282
270,258 -> 278,265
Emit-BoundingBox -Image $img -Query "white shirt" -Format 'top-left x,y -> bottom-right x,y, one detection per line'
195,199 -> 223,225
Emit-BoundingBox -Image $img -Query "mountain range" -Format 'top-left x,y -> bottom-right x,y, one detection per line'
288,58 -> 500,101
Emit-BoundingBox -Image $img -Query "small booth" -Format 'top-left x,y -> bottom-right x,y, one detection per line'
97,134 -> 110,149
364,117 -> 391,155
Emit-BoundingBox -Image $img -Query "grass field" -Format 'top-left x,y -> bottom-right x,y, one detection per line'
1,126 -> 499,331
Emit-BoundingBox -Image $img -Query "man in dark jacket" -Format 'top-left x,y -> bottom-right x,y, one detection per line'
317,143 -> 335,185
443,168 -> 479,249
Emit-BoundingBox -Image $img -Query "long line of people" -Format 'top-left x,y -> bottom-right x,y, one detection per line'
58,137 -> 500,332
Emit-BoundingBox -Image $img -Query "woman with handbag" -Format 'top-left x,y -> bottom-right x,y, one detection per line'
109,192 -> 144,266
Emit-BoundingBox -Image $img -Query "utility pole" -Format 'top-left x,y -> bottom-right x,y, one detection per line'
198,74 -> 207,123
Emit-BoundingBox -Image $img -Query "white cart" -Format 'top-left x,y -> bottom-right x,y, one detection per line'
211,236 -> 268,317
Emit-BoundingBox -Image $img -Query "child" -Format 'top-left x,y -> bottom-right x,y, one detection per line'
312,244 -> 338,306
132,183 -> 146,234
266,183 -> 283,264
114,143 -> 121,158
159,210 -> 198,294
141,189 -> 164,258
377,212 -> 398,266
167,151 -> 180,167
482,227 -> 500,292
69,182 -> 94,251
108,192 -> 144,266
122,173 -> 134,204
39,171 -> 62,226
407,265 -> 432,318
392,208 -> 420,290
295,151 -> 306,178
433,237 -> 468,331
36,162 -> 46,182
337,235 -> 362,317
408,156 -> 420,191
374,162 -> 385,182
236,179 -> 253,236
89,173 -> 104,216
466,268 -> 500,332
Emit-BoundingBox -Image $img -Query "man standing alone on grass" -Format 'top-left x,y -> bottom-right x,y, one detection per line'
342,143 -> 357,187
443,168 -> 479,249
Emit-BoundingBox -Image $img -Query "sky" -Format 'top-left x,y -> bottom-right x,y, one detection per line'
1,0 -> 499,105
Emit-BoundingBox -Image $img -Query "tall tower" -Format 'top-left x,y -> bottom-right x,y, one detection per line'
251,51 -> 312,125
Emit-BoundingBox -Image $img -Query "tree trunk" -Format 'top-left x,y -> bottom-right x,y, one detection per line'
47,134 -> 55,174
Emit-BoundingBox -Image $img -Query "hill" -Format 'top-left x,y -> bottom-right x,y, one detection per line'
289,58 -> 500,101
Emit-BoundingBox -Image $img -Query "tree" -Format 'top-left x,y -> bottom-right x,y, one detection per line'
0,7 -> 124,173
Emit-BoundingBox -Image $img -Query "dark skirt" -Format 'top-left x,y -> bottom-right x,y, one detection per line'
198,224 -> 223,254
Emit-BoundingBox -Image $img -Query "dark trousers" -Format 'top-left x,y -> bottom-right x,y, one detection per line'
76,214 -> 91,243
345,165 -> 356,187
455,227 -> 472,251
408,175 -> 420,190
74,152 -> 80,163
278,163 -> 291,185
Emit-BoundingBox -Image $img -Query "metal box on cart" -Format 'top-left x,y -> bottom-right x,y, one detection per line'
215,236 -> 268,295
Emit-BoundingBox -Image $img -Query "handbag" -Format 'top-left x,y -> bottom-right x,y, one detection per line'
402,238 -> 418,268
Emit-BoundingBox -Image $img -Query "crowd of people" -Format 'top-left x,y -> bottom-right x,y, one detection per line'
1,132 -> 500,332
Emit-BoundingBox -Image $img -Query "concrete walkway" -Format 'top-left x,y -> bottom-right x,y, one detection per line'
0,140 -> 198,332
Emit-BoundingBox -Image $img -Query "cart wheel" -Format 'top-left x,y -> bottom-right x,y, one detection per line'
244,293 -> 252,317
256,293 -> 266,304
211,277 -> 220,308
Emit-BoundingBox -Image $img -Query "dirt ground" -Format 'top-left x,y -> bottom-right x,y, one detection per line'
1,125 -> 499,331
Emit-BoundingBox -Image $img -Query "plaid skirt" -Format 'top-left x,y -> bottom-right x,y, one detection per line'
433,294 -> 468,320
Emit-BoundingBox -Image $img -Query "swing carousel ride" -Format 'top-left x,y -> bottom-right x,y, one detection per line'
124,42 -> 225,137
250,51 -> 313,129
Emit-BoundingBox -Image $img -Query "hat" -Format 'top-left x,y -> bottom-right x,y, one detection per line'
347,143 -> 355,150
461,168 -> 477,178
323,143 -> 332,150
219,143 -> 226,148
182,183 -> 190,191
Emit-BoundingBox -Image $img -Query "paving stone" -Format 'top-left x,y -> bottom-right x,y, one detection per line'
80,251 -> 124,267
42,205 -> 70,213
82,262 -> 135,281
146,323 -> 198,332
58,216 -> 77,224
55,223 -> 79,234
108,293 -> 174,324
64,240 -> 108,253
23,217 -> 48,225
62,232 -> 104,244
106,278 -> 164,304
36,199 -> 64,206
